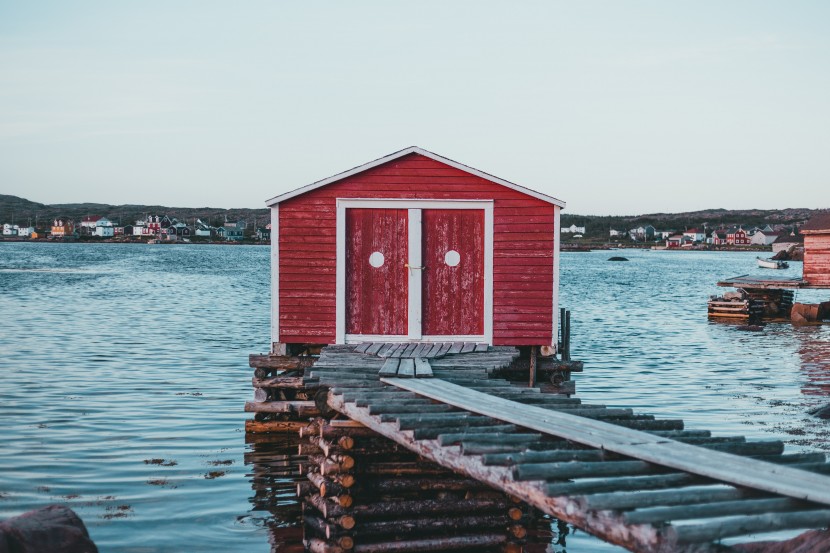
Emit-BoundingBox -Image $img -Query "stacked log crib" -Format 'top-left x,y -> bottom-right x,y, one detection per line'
245,349 -> 319,434
297,418 -> 540,553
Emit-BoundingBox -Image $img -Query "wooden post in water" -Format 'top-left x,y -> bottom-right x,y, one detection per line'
529,346 -> 537,388
564,310 -> 571,362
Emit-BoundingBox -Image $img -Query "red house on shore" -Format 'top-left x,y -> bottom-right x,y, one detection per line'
801,212 -> 830,288
266,147 -> 565,351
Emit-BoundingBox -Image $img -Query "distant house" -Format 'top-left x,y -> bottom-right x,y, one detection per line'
750,230 -> 779,246
17,226 -> 34,238
726,227 -> 750,246
223,220 -> 246,241
629,225 -> 656,241
666,234 -> 684,248
94,217 -> 114,238
683,228 -> 706,243
710,230 -> 728,246
51,218 -> 75,238
561,224 -> 586,234
2,223 -> 18,236
144,215 -> 163,236
656,230 -> 675,240
800,213 -> 830,287
194,219 -> 213,238
79,216 -> 103,234
609,228 -> 625,238
31,229 -> 49,239
256,224 -> 271,241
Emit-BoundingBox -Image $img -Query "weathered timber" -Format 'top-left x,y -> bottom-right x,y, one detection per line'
392,414 -> 495,429
348,496 -> 514,519
250,354 -> 316,371
252,376 -> 310,389
345,513 -> 514,538
672,510 -> 830,544
625,497 -> 820,525
412,424 -> 519,440
306,534 -> 508,553
385,378 -> 830,506
437,432 -> 543,446
244,400 -> 320,416
397,358 -> 416,378
245,420 -> 308,433
378,358 -> 399,377
514,459 -> 668,481
367,403 -> 454,415
414,358 -> 433,378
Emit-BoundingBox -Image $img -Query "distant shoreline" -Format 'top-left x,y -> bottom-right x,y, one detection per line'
0,238 -> 269,246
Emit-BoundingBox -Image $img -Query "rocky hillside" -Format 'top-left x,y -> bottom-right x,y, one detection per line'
0,194 -> 822,235
0,195 -> 269,228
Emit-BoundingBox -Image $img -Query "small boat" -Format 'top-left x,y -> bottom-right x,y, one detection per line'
757,256 -> 789,269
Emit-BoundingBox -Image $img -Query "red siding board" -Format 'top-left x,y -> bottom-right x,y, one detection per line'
279,152 -> 555,345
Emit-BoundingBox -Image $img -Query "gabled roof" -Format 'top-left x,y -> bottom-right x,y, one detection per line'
265,146 -> 566,208
801,212 -> 830,233
774,233 -> 804,243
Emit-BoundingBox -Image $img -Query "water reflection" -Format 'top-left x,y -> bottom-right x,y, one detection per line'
244,433 -> 304,552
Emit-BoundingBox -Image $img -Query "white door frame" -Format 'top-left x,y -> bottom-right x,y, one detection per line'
336,198 -> 494,344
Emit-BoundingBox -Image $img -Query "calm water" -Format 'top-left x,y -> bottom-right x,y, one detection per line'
1,243 -> 829,552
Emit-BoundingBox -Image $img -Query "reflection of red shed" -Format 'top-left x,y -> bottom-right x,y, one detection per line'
801,212 -> 830,287
265,147 -> 565,350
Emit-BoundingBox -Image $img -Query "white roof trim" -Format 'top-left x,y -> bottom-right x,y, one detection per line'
265,146 -> 566,208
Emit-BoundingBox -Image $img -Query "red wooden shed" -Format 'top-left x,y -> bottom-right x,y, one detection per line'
801,212 -> 830,288
266,146 -> 566,352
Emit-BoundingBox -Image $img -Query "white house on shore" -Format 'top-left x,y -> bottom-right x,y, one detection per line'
750,230 -> 780,246
682,228 -> 706,243
561,224 -> 586,234
94,218 -> 114,237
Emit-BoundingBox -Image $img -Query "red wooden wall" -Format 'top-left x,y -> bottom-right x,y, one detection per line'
278,153 -> 555,345
804,235 -> 830,287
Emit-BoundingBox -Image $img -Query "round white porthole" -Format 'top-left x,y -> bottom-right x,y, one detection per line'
369,251 -> 385,268
445,250 -> 461,267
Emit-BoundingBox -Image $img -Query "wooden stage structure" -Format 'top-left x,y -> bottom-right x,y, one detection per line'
245,345 -> 830,553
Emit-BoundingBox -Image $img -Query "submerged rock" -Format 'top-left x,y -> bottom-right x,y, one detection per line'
607,256 -> 629,262
808,403 -> 830,419
0,505 -> 97,553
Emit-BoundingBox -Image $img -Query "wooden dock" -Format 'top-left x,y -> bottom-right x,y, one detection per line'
298,345 -> 830,553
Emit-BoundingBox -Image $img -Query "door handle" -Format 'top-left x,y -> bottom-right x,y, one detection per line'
405,263 -> 425,271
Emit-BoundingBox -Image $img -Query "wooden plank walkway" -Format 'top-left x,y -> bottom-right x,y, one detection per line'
307,345 -> 830,552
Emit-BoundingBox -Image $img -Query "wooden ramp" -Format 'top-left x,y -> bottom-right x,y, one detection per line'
309,346 -> 830,553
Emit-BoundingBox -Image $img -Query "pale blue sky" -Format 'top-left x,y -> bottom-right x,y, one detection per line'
1,1 -> 828,215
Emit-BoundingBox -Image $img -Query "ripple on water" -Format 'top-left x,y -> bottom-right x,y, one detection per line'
1,244 -> 828,551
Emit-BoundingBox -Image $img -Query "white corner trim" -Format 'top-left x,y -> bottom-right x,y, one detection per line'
270,205 -> 280,346
335,198 -> 494,345
407,208 -> 423,340
265,146 -> 566,208
335,203 -> 347,344
483,205 -> 494,345
552,205 -> 561,349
